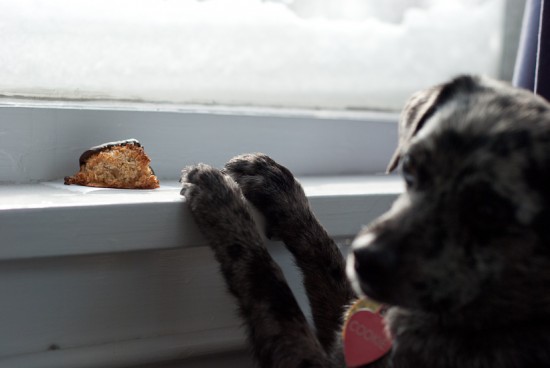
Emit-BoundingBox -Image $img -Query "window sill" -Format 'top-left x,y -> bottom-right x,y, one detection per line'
0,175 -> 402,261
0,175 -> 401,368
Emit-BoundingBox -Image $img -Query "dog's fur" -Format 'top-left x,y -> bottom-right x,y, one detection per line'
181,75 -> 550,367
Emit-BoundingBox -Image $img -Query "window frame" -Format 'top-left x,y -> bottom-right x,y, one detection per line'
0,101 -> 399,183
0,0 -> 530,364
0,102 -> 402,367
0,100 -> 402,259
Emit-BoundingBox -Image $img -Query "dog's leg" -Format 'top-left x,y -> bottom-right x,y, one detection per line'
224,154 -> 356,353
181,164 -> 331,368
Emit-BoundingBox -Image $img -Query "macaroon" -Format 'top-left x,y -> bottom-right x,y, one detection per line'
64,139 -> 160,189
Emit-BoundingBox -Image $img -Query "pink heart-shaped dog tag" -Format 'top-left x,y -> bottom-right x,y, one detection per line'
343,309 -> 392,367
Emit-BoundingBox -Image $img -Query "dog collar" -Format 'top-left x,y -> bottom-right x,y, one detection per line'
342,298 -> 392,367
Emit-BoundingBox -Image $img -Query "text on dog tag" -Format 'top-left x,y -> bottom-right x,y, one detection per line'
343,308 -> 392,367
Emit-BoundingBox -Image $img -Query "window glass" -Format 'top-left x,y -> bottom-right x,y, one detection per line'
0,0 -> 518,111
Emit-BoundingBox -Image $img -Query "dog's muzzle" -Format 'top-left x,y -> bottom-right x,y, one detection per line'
347,232 -> 398,302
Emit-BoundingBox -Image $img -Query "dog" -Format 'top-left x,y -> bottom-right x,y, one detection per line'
180,75 -> 550,367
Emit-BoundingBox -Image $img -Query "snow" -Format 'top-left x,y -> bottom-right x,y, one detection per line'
0,0 -> 505,110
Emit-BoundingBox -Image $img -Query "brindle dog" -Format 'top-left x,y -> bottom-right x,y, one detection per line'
181,75 -> 550,367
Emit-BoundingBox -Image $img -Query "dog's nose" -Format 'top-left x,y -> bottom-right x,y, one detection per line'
353,239 -> 397,289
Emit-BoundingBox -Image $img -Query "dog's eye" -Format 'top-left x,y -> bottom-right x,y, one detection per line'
474,198 -> 512,223
475,203 -> 499,219
462,184 -> 515,226
401,155 -> 418,188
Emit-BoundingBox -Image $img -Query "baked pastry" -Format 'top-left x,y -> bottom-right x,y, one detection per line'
64,139 -> 160,189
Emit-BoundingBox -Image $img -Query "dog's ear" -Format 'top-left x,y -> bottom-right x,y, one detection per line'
386,86 -> 443,173
387,75 -> 481,173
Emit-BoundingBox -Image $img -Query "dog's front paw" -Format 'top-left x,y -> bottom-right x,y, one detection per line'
181,164 -> 256,243
181,164 -> 236,214
224,153 -> 312,239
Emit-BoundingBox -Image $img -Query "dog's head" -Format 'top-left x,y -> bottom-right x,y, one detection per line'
347,75 -> 550,314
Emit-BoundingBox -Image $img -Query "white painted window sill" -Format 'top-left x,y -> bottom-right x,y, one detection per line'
0,101 -> 403,367
0,175 -> 403,261
0,175 -> 402,368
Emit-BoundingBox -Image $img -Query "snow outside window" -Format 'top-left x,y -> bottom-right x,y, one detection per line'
1,0 -> 515,111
